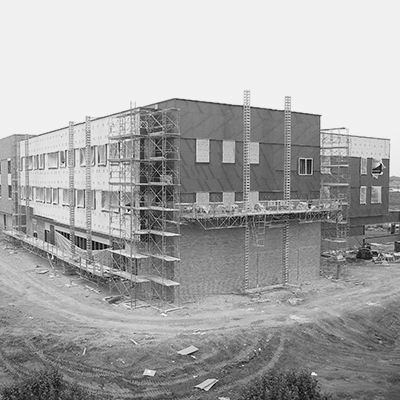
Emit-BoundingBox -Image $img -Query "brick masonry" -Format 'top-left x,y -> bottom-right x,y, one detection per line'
179,221 -> 321,300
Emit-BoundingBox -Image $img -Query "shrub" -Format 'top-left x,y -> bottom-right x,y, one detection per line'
0,368 -> 95,400
237,370 -> 331,400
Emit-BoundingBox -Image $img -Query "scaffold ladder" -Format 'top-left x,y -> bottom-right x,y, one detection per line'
68,122 -> 76,257
282,96 -> 291,284
85,116 -> 93,266
243,90 -> 251,290
24,135 -> 30,236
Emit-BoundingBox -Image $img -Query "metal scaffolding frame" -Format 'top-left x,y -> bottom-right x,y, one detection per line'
24,135 -> 30,236
108,106 -> 181,307
68,122 -> 76,258
282,96 -> 291,284
85,116 -> 93,266
243,90 -> 251,290
12,136 -> 21,232
320,128 -> 351,252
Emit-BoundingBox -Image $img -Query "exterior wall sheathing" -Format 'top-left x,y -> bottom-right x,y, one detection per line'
179,221 -> 320,301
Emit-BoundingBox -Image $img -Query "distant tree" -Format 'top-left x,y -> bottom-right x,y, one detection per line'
237,369 -> 331,400
0,368 -> 96,400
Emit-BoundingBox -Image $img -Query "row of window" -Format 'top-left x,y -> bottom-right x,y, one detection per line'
21,144 -> 108,171
196,140 -> 314,175
20,187 -> 123,210
360,186 -> 382,204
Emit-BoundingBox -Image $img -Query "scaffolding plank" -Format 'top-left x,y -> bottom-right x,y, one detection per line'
145,275 -> 180,287
109,249 -> 149,259
151,254 -> 180,262
109,269 -> 149,283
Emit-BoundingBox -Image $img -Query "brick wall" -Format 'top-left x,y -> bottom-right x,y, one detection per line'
179,221 -> 321,300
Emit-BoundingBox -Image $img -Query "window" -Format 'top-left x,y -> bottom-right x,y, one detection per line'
298,158 -> 313,175
360,186 -> 367,204
20,157 -> 24,172
196,139 -> 210,163
8,185 -> 12,199
250,142 -> 259,164
27,156 -> 33,170
79,148 -> 86,166
76,189 -> 85,208
35,187 -> 44,202
7,160 -> 11,174
21,186 -> 25,200
45,187 -> 52,203
360,157 -> 367,175
62,189 -> 69,206
59,151 -> 66,168
371,186 -> 382,204
92,190 -> 96,210
48,152 -> 59,169
372,159 -> 385,177
97,144 -> 107,166
210,192 -> 223,203
38,154 -> 45,169
52,188 -> 59,204
0,184 -> 2,197
222,141 -> 235,163
33,155 -> 39,170
101,191 -> 110,211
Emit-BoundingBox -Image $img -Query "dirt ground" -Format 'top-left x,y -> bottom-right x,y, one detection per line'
1,235 -> 400,400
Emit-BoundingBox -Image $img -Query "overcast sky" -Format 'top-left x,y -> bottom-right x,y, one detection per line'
1,0 -> 399,174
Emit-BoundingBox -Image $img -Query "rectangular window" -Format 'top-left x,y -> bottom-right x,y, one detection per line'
92,190 -> 96,210
21,186 -> 25,200
0,184 -> 2,197
196,139 -> 210,163
45,187 -> 52,203
298,158 -> 313,175
210,192 -> 223,203
222,141 -> 235,163
372,159 -> 384,177
59,151 -> 66,168
33,154 -> 39,170
52,188 -> 59,204
360,157 -> 367,175
250,142 -> 260,164
35,187 -> 44,202
27,186 -> 32,200
38,154 -> 45,169
371,186 -> 382,204
8,185 -> 12,199
360,186 -> 367,204
79,148 -> 86,166
101,191 -> 110,211
48,152 -> 59,169
62,189 -> 69,206
97,144 -> 107,166
76,189 -> 85,208
27,156 -> 33,170
7,160 -> 11,174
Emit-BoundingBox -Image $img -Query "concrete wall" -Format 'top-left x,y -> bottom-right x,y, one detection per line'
179,221 -> 320,300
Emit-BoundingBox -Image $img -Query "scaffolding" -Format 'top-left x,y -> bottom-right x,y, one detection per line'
282,96 -> 291,284
320,128 -> 351,252
108,106 -> 181,306
243,90 -> 251,290
85,117 -> 93,266
11,137 -> 21,232
68,122 -> 76,258
24,135 -> 30,236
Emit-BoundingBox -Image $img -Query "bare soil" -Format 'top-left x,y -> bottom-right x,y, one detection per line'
1,235 -> 400,399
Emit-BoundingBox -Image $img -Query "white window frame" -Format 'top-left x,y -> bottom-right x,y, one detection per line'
360,186 -> 367,205
298,158 -> 313,175
371,186 -> 382,204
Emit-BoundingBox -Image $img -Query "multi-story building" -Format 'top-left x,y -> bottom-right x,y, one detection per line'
0,98 -> 395,304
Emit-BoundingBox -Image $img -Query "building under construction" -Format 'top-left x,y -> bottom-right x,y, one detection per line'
0,95 -> 395,306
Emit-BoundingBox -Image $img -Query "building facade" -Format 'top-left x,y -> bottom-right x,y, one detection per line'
0,98 -> 394,302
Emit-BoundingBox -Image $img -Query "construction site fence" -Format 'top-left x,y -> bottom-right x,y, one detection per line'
180,198 -> 343,218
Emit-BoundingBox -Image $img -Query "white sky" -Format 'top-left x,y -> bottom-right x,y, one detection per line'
1,0 -> 399,174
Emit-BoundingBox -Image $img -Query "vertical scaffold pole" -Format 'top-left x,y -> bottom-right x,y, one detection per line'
24,135 -> 30,236
243,90 -> 251,290
282,96 -> 291,284
68,122 -> 76,258
85,117 -> 93,268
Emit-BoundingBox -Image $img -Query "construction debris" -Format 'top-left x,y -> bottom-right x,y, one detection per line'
130,339 -> 138,345
104,295 -> 125,304
177,345 -> 198,355
36,269 -> 49,275
195,378 -> 218,391
82,348 -> 87,356
143,369 -> 156,377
